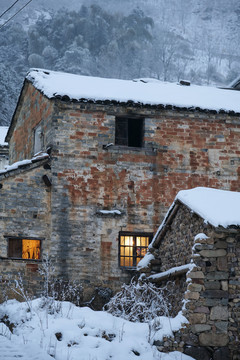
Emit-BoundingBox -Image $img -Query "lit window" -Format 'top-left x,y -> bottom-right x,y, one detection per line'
115,117 -> 144,147
119,232 -> 152,268
8,238 -> 41,260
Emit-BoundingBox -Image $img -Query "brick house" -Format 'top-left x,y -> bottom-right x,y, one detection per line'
1,69 -> 240,305
138,187 -> 240,359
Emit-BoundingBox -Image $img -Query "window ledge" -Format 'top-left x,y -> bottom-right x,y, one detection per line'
0,257 -> 41,262
103,145 -> 157,155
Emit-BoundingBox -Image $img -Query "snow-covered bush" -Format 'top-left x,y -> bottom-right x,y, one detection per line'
104,278 -> 173,322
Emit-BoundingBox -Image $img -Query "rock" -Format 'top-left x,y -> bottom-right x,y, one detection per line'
191,324 -> 211,333
184,346 -> 211,360
202,290 -> 228,299
213,347 -> 230,360
188,283 -> 203,292
199,249 -> 227,257
188,271 -> 205,279
204,281 -> 220,290
210,306 -> 228,320
215,321 -> 228,333
189,313 -> 206,324
206,272 -> 228,280
199,333 -> 228,347
217,257 -> 228,271
215,241 -> 227,249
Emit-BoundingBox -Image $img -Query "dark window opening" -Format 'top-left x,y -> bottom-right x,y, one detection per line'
115,117 -> 144,147
8,238 -> 41,260
119,232 -> 152,268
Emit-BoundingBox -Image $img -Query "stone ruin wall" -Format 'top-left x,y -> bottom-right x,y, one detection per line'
153,223 -> 240,360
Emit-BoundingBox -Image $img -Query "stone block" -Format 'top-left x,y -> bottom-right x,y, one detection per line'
188,283 -> 203,292
194,306 -> 210,314
221,281 -> 228,291
199,333 -> 228,347
217,257 -> 228,271
204,281 -> 220,290
189,313 -> 206,324
185,291 -> 200,300
215,240 -> 227,249
215,321 -> 228,333
203,290 -> 229,299
191,324 -> 211,333
184,346 -> 211,360
213,347 -> 230,360
199,249 -> 227,257
206,272 -> 228,280
210,306 -> 228,320
188,271 -> 205,279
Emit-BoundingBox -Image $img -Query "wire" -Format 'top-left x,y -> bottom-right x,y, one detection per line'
0,0 -> 33,30
0,0 -> 21,19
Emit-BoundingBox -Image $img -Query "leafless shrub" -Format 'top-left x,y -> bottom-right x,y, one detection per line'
104,278 -> 174,322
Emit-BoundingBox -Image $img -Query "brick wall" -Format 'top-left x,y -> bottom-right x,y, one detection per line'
0,160 -> 51,301
9,82 -> 54,163
5,90 -> 240,303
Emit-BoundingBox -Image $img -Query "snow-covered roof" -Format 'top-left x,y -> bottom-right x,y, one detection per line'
0,126 -> 8,146
0,152 -> 49,176
176,187 -> 240,228
26,69 -> 240,114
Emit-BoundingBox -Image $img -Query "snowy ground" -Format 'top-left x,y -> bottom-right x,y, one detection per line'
0,299 -> 194,360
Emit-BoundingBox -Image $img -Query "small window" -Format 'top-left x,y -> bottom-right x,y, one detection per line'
34,124 -> 43,154
119,232 -> 152,268
115,117 -> 144,147
8,238 -> 41,260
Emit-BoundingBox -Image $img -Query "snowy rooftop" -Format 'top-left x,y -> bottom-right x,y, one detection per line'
176,187 -> 240,228
0,126 -> 8,146
27,69 -> 240,114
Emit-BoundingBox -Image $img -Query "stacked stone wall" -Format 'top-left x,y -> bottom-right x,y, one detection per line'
153,220 -> 240,360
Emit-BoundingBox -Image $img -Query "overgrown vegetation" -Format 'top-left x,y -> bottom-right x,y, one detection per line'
104,277 -> 175,322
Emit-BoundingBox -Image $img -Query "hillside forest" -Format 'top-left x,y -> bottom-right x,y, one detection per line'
1,0 -> 240,125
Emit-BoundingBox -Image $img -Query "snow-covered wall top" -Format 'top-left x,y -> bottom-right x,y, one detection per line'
176,187 -> 240,228
27,69 -> 240,113
0,126 -> 8,146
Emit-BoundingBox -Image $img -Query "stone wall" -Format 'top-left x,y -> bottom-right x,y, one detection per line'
152,220 -> 240,359
0,159 -> 51,302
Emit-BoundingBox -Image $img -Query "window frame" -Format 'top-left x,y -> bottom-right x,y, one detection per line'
118,231 -> 152,269
7,236 -> 42,261
115,116 -> 144,148
33,123 -> 43,155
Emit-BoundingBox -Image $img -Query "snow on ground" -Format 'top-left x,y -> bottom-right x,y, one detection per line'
27,68 -> 240,113
0,299 -> 194,360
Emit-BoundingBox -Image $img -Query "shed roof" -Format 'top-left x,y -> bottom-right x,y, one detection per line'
150,187 -> 240,250
26,68 -> 240,114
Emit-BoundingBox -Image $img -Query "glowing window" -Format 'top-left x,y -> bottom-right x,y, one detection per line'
119,232 -> 152,268
8,238 -> 41,260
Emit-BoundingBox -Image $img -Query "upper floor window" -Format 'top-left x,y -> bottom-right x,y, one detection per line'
8,238 -> 41,260
34,123 -> 43,154
119,232 -> 152,268
115,117 -> 144,148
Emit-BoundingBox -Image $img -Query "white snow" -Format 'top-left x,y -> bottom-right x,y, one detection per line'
0,299 -> 194,360
0,127 -> 8,146
137,252 -> 155,269
98,209 -> 122,215
27,69 -> 240,113
194,233 -> 209,241
0,152 -> 49,175
177,187 -> 240,228
148,263 -> 195,281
